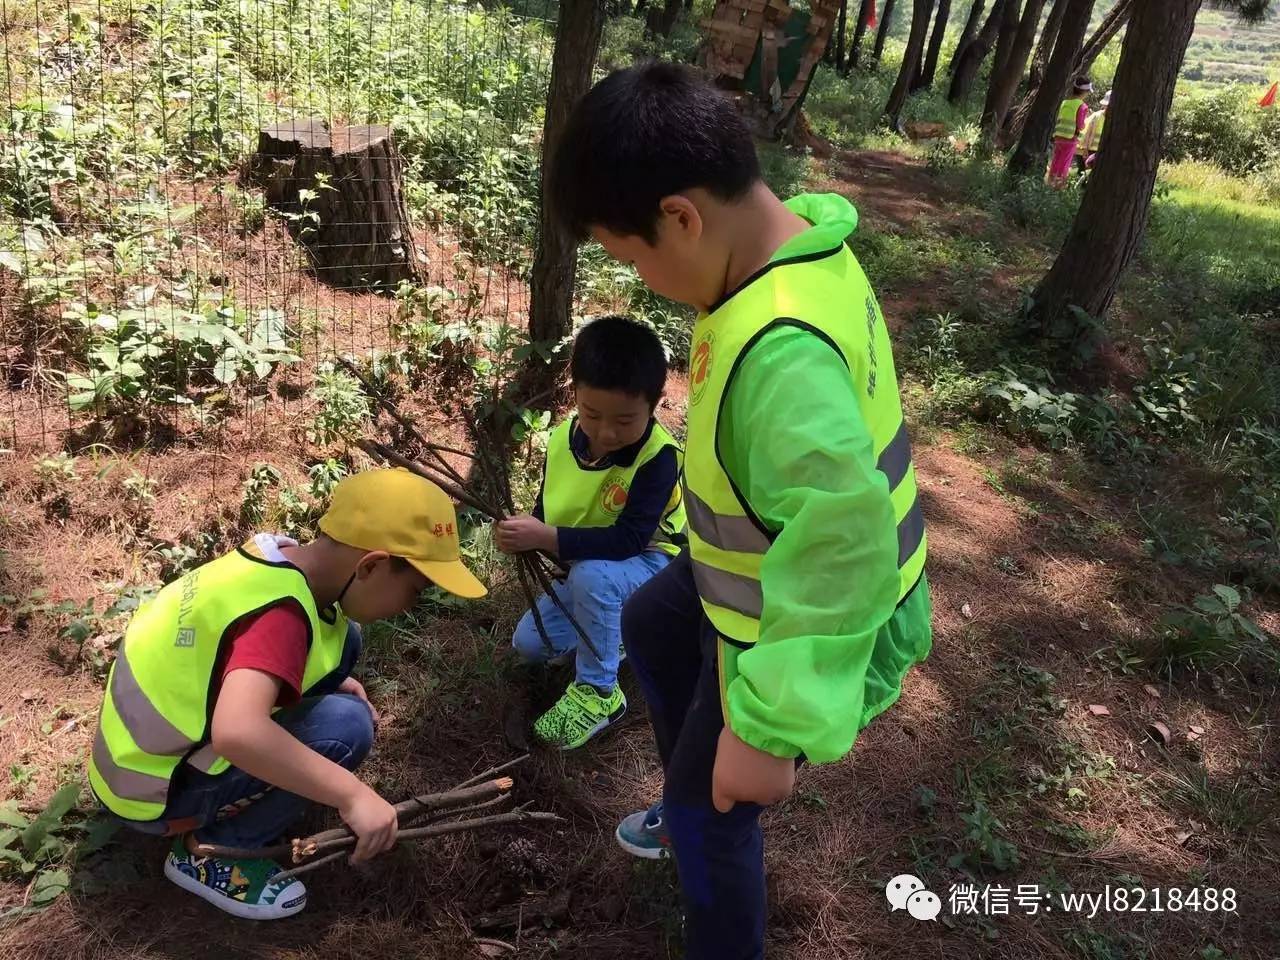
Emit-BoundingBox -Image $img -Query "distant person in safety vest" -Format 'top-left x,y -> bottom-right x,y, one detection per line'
1081,89 -> 1111,171
87,468 -> 485,920
1047,75 -> 1093,187
547,63 -> 933,960
496,315 -> 686,750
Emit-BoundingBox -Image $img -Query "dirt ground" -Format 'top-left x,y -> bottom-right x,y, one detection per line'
1,148 -> 1278,960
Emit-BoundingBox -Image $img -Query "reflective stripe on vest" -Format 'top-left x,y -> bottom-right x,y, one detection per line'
88,545 -> 349,821
684,242 -> 927,647
1055,98 -> 1084,140
541,417 -> 688,557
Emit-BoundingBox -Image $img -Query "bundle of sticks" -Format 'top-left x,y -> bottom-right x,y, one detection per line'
336,357 -> 599,661
195,756 -> 558,879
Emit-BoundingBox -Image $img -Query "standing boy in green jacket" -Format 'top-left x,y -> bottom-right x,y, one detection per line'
548,63 -> 933,959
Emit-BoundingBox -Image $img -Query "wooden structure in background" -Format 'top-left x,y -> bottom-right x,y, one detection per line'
698,0 -> 841,138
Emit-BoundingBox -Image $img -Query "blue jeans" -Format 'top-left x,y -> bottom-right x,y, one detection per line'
120,622 -> 374,849
512,551 -> 671,690
623,551 -> 766,960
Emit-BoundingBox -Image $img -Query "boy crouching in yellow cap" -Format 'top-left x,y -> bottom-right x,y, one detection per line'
87,468 -> 486,920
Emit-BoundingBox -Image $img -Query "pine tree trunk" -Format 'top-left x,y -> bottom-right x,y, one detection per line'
884,0 -> 935,126
1028,0 -> 1067,88
256,122 -> 422,292
647,0 -> 682,35
872,0 -> 898,63
982,0 -> 1023,123
1007,0 -> 1095,173
981,0 -> 1045,138
947,0 -> 986,75
527,0 -> 604,399
948,0 -> 1005,101
1030,0 -> 1203,340
846,0 -> 873,72
1002,0 -> 1130,148
835,0 -> 850,71
914,0 -> 951,89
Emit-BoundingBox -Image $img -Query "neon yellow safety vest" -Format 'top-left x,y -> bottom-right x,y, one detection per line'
1055,98 -> 1085,140
1082,110 -> 1105,152
684,245 -> 927,648
542,417 -> 687,557
88,544 -> 349,821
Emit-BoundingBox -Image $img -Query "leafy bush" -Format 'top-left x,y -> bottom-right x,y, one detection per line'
1,783 -> 118,917
308,365 -> 371,447
1156,584 -> 1274,671
62,302 -> 299,415
1165,84 -> 1280,176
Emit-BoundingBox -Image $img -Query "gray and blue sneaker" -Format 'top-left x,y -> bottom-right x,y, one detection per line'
615,801 -> 671,860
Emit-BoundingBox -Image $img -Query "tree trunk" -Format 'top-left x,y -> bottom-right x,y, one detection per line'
647,0 -> 682,36
981,0 -> 1045,139
948,0 -> 1005,101
872,0 -> 898,63
1028,0 -> 1067,88
1002,0 -> 1130,147
255,121 -> 422,292
1030,0 -> 1203,341
835,0 -> 850,71
947,0 -> 986,75
982,0 -> 1022,123
846,0 -> 873,72
884,0 -> 935,126
1007,0 -> 1095,172
527,0 -> 604,400
914,0 -> 951,89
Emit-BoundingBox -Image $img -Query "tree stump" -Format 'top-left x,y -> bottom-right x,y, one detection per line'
253,120 -> 423,292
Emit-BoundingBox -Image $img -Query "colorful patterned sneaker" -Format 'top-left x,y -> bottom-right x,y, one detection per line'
164,837 -> 307,920
615,801 -> 671,860
532,682 -> 627,750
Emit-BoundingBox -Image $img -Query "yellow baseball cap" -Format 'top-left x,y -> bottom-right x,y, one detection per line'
318,468 -> 487,599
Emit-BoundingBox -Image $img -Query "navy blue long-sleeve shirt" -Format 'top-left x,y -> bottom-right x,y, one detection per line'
532,419 -> 680,563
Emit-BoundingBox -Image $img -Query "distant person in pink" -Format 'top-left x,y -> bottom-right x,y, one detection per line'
1046,76 -> 1092,187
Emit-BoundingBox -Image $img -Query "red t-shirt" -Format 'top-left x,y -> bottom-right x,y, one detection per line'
212,601 -> 310,707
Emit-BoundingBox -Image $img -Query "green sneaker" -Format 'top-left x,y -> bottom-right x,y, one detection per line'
532,682 -> 627,750
164,837 -> 307,920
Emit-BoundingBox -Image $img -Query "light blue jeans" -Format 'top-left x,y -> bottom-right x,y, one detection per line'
512,552 -> 671,690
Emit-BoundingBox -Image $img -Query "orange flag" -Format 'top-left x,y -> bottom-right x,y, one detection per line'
865,0 -> 878,28
1261,82 -> 1278,108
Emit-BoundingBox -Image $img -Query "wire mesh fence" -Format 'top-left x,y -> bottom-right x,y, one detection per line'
1,0 -> 558,470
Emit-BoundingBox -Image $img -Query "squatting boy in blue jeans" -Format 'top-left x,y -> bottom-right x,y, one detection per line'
88,469 -> 486,920
497,315 -> 687,749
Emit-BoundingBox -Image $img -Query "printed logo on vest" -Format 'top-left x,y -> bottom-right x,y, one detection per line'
690,331 -> 714,406
175,627 -> 196,648
601,478 -> 629,515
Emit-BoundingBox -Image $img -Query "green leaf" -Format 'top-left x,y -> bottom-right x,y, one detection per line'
20,782 -> 82,857
0,803 -> 29,829
1211,584 -> 1241,609
0,827 -> 21,848
212,349 -> 242,385
75,817 -> 119,857
30,869 -> 70,906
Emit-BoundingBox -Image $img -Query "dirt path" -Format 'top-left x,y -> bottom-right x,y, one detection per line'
2,150 -> 1277,960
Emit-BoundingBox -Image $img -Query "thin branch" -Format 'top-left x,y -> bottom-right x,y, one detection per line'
195,778 -> 516,862
337,356 -> 473,488
271,807 -> 563,882
454,755 -> 531,791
